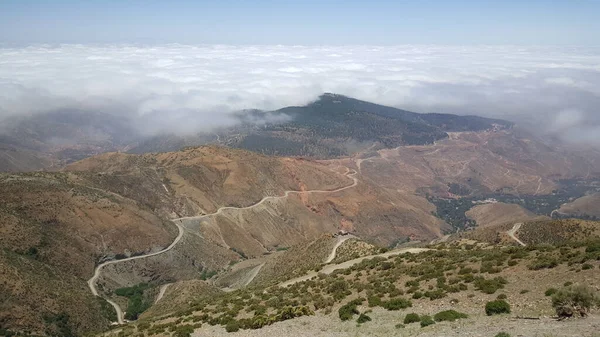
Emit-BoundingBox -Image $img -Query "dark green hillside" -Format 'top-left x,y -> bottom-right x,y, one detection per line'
225,94 -> 513,157
124,93 -> 513,158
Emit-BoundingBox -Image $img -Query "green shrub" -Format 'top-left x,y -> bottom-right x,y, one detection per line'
424,289 -> 446,300
420,315 -> 435,327
564,281 -> 573,287
545,288 -> 557,296
382,298 -> 412,311
551,284 -> 600,318
474,276 -> 507,294
356,313 -> 371,324
367,295 -> 382,307
433,310 -> 468,322
485,300 -> 511,316
173,324 -> 194,337
225,321 -> 240,333
403,313 -> 420,324
528,256 -> 558,270
338,298 -> 364,321
412,291 -> 423,299
495,332 -> 511,337
496,294 -> 507,300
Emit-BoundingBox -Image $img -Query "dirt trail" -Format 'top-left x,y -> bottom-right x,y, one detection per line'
324,235 -> 355,263
154,283 -> 172,304
87,221 -> 185,324
244,263 -> 266,287
176,168 -> 358,222
279,247 -> 430,288
507,222 -> 526,246
88,166 -> 359,324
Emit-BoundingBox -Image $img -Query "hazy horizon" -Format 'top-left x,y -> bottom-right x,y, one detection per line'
1,1 -> 599,145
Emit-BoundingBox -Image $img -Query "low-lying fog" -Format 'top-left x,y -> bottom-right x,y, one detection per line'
0,44 -> 598,144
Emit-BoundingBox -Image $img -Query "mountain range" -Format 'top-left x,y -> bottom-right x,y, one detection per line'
1,94 -> 599,336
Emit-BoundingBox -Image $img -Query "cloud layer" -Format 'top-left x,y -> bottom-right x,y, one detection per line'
0,44 -> 599,142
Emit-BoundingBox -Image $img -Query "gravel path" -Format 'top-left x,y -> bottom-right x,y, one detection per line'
507,222 -> 527,246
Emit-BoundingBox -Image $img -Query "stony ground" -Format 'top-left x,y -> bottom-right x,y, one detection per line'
192,311 -> 600,337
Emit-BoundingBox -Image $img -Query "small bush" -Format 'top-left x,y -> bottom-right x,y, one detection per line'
527,256 -> 558,270
395,323 -> 405,329
551,284 -> 600,318
383,298 -> 412,310
225,321 -> 240,333
433,310 -> 468,322
474,276 -> 507,294
520,289 -> 529,294
403,313 -> 420,324
338,298 -> 364,321
495,332 -> 511,337
367,295 -> 382,307
356,313 -> 371,324
420,315 -> 435,327
485,300 -> 511,316
545,288 -> 557,296
496,294 -> 507,300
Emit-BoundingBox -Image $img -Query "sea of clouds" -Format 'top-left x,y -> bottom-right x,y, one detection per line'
0,44 -> 599,143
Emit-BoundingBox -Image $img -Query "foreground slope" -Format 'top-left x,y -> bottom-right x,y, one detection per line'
104,219 -> 600,337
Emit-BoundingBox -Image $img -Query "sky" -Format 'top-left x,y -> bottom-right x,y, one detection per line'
1,0 -> 600,45
0,1 -> 599,145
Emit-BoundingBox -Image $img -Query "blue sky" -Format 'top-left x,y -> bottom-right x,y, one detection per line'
1,0 -> 599,45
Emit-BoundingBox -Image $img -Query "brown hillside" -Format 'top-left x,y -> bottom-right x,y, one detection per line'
0,172 -> 176,335
353,129 -> 600,196
466,202 -> 546,227
558,193 -> 600,218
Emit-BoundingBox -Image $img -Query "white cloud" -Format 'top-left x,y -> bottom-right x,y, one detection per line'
0,44 -> 599,142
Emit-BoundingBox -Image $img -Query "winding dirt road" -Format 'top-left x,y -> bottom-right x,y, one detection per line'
324,235 -> 355,264
87,221 -> 185,324
176,168 -> 358,222
87,166 -> 358,324
507,222 -> 526,246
